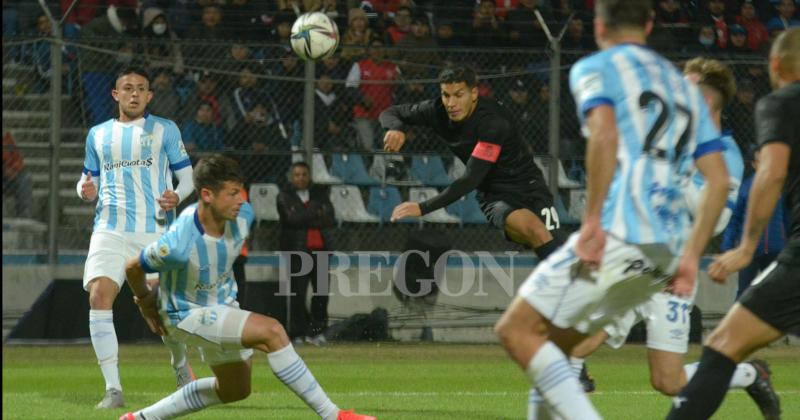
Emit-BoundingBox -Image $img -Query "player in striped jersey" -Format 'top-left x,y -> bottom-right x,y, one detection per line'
568,57 -> 779,418
119,155 -> 374,420
77,67 -> 196,408
494,1 -> 730,418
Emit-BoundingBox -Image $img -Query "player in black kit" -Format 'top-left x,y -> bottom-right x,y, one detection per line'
379,65 -> 564,259
666,28 -> 800,420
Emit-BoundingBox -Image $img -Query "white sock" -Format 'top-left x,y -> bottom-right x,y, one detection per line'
684,361 -> 756,389
137,377 -> 221,420
526,342 -> 601,420
89,309 -> 121,391
268,344 -> 339,420
161,334 -> 188,369
528,388 -> 564,420
568,357 -> 584,378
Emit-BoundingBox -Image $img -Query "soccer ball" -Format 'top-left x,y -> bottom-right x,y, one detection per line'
290,12 -> 340,61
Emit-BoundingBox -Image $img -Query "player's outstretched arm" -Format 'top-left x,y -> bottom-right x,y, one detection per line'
391,156 -> 492,221
671,151 -> 728,295
575,105 -> 618,268
125,256 -> 167,336
709,142 -> 789,282
379,100 -> 439,152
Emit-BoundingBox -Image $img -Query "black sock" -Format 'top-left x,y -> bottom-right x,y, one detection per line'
534,237 -> 561,260
666,346 -> 737,420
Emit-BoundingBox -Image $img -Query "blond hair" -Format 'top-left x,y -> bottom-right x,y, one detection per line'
684,57 -> 737,110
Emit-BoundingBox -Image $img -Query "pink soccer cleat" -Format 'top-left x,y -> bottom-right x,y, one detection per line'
337,409 -> 377,420
118,413 -> 136,420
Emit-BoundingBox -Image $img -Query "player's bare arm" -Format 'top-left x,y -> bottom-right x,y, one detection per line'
124,257 -> 166,336
671,150 -> 729,296
709,142 -> 790,282
576,105 -> 618,269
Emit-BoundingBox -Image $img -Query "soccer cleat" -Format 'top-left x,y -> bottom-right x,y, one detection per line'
118,413 -> 136,420
745,359 -> 781,420
95,388 -> 124,409
174,362 -> 196,389
337,409 -> 377,420
579,363 -> 596,393
306,334 -> 328,347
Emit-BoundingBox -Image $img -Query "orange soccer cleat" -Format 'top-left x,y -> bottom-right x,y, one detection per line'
337,409 -> 377,420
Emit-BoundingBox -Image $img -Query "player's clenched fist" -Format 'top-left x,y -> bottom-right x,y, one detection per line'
156,190 -> 180,210
81,172 -> 97,202
383,130 -> 406,152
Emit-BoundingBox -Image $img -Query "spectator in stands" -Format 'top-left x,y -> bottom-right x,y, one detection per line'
231,64 -> 269,123
316,52 -> 350,80
224,0 -> 271,41
269,9 -> 295,45
725,78 -> 757,153
397,14 -> 441,80
314,74 -> 353,151
735,1 -> 770,51
141,7 -> 185,76
561,18 -> 594,50
727,24 -> 752,54
530,81 -> 550,143
503,78 -> 538,139
182,101 -> 226,153
721,149 -> 791,298
269,47 -> 304,136
655,0 -> 689,24
684,24 -> 722,53
80,5 -> 139,125
184,5 -> 230,69
181,71 -> 235,130
2,132 -> 33,217
222,43 -> 265,86
228,101 -> 290,184
340,7 -> 375,62
702,0 -> 731,49
147,69 -> 181,121
386,6 -> 412,44
26,13 -> 77,94
277,161 -> 336,342
435,19 -> 465,49
506,0 -> 554,47
767,0 -> 800,34
345,38 -> 400,151
471,0 -> 504,47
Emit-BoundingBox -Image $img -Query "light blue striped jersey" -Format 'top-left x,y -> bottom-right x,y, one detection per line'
82,115 -> 192,233
569,43 -> 724,253
685,132 -> 744,213
140,202 -> 254,326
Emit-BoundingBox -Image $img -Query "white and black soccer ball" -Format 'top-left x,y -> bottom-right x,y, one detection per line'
290,12 -> 340,61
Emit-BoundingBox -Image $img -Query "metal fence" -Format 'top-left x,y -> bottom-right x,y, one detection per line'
2,34 -> 771,258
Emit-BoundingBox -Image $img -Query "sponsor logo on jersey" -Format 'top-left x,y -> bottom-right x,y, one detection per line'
199,309 -> 218,326
103,157 -> 154,171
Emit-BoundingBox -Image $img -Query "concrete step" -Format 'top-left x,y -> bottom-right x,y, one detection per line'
2,110 -> 51,128
33,187 -> 82,199
25,157 -> 84,168
2,310 -> 27,342
2,94 -> 72,111
7,127 -> 85,144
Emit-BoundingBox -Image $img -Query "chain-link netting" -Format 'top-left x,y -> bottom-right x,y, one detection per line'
2,30 -> 773,254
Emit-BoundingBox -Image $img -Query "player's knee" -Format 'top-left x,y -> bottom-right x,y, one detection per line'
88,279 -> 117,309
650,374 -> 682,396
265,319 -> 289,343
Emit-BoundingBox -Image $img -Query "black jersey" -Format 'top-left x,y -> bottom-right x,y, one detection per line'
380,97 -> 548,195
755,81 -> 800,264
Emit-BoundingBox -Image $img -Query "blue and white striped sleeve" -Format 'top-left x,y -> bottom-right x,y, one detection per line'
569,56 -> 614,125
82,128 -> 100,176
139,219 -> 190,273
163,120 -> 192,171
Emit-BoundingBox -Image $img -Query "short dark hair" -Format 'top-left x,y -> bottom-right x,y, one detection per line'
595,0 -> 653,32
438,65 -> 478,87
683,57 -> 737,110
290,161 -> 310,171
116,66 -> 151,85
194,155 -> 245,193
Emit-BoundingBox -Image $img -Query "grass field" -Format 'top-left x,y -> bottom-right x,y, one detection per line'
3,342 -> 798,419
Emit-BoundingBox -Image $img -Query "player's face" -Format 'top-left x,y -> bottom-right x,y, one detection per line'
208,181 -> 245,220
112,73 -> 153,121
440,82 -> 478,122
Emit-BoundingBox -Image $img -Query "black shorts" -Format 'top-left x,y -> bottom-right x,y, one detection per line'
739,261 -> 800,337
476,189 -> 563,241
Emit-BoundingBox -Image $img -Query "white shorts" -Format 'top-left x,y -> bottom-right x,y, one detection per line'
83,230 -> 162,290
518,233 -> 678,335
604,287 -> 697,354
166,304 -> 255,366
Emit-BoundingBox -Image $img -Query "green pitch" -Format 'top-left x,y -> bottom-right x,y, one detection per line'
3,343 -> 798,419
